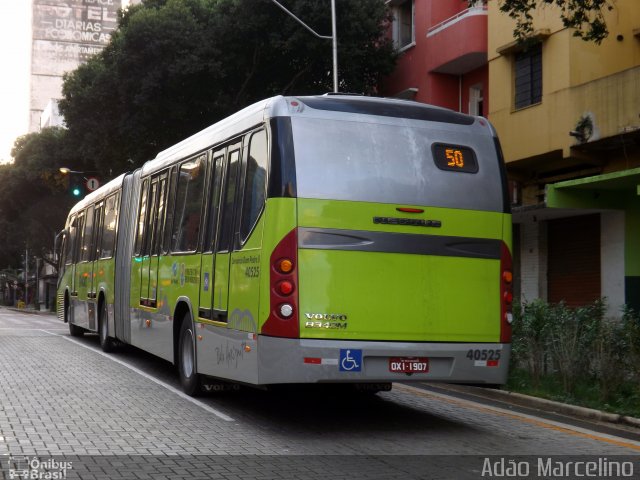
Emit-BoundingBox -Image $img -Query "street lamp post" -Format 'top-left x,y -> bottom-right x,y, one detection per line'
270,0 -> 338,93
59,167 -> 102,196
59,167 -> 81,175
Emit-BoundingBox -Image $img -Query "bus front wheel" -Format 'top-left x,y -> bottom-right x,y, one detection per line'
178,315 -> 201,396
99,301 -> 116,353
66,300 -> 84,337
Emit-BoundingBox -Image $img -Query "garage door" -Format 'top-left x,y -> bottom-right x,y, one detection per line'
548,214 -> 600,307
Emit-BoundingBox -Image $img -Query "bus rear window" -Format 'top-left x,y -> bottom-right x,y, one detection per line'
290,117 -> 505,212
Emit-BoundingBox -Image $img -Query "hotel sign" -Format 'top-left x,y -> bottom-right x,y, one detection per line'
32,0 -> 121,75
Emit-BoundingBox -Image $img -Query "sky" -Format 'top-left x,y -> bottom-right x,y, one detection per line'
0,2 -> 31,163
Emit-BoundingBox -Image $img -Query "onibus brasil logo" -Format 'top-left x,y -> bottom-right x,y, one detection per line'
6,456 -> 72,479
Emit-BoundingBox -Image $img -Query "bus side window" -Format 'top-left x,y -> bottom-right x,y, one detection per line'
240,129 -> 267,243
217,148 -> 241,253
64,215 -> 77,266
172,155 -> 206,252
143,180 -> 159,257
153,176 -> 168,256
100,193 -> 118,259
142,174 -> 168,257
81,207 -> 94,263
59,236 -> 67,271
93,203 -> 104,261
163,167 -> 177,254
74,213 -> 85,264
204,153 -> 225,252
135,178 -> 150,257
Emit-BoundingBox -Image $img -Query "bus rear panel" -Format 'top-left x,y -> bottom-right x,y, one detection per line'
258,96 -> 512,386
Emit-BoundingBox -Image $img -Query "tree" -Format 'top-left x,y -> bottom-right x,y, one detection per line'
59,0 -> 396,174
0,128 -> 78,267
494,0 -> 613,44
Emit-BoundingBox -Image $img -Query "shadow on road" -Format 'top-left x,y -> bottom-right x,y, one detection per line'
72,332 -> 477,438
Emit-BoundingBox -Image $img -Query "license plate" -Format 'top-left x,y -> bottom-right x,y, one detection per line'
389,357 -> 429,373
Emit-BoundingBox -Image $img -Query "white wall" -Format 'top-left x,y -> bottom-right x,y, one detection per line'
518,216 -> 547,303
601,211 -> 625,318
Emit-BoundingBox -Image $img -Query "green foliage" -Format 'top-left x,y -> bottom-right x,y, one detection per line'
509,298 -> 640,415
621,306 -> 640,381
507,367 -> 640,417
546,299 -> 604,392
0,0 -> 395,272
0,128 -> 78,266
59,0 -> 396,172
593,315 -> 627,401
511,299 -> 550,386
490,0 -> 613,44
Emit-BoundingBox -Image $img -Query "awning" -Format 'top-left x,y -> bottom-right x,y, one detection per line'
546,167 -> 640,210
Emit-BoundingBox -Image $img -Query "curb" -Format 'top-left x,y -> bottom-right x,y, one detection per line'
435,383 -> 640,430
1,306 -> 56,316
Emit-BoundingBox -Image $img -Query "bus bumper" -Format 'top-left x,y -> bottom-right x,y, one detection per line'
257,336 -> 510,385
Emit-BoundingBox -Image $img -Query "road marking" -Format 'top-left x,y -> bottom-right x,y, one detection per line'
40,329 -> 234,422
397,384 -> 640,452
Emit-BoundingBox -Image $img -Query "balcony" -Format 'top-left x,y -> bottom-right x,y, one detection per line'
426,6 -> 488,75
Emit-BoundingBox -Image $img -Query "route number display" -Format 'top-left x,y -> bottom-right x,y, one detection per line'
432,144 -> 478,173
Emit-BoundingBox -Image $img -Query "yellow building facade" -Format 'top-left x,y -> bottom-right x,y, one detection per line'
488,0 -> 640,315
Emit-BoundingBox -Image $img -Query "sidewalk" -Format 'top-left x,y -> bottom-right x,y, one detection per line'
436,383 -> 640,430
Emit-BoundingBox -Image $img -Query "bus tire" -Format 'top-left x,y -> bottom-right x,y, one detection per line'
178,314 -> 201,396
69,322 -> 84,337
99,301 -> 116,353
66,300 -> 84,337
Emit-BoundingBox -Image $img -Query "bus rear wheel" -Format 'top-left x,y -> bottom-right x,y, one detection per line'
178,315 -> 201,396
99,301 -> 116,353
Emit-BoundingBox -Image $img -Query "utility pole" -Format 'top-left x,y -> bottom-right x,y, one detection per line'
35,258 -> 40,310
24,247 -> 28,306
270,0 -> 338,92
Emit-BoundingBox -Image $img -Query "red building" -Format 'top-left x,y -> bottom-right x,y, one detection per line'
383,0 -> 488,116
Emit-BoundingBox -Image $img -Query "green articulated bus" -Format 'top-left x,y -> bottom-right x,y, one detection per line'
56,94 -> 513,395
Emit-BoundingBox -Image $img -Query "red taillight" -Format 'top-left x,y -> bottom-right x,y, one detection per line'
500,241 -> 513,343
262,228 -> 299,338
277,281 -> 294,296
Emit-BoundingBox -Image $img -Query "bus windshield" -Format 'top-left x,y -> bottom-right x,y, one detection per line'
291,117 -> 505,212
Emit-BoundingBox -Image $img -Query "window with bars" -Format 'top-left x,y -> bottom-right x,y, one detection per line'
514,43 -> 542,110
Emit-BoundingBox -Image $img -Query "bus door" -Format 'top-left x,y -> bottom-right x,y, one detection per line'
71,211 -> 85,304
198,149 -> 225,320
87,202 -> 104,329
64,214 -> 78,297
199,143 -> 241,322
227,129 -> 268,334
140,174 -> 167,308
136,178 -> 150,306
74,207 -> 94,326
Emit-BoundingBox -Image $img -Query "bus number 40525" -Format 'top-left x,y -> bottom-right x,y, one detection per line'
466,349 -> 501,361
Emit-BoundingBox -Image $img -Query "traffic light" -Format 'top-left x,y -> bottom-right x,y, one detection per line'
70,182 -> 84,198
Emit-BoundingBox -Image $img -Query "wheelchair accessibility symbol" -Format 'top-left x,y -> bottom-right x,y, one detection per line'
339,349 -> 362,372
